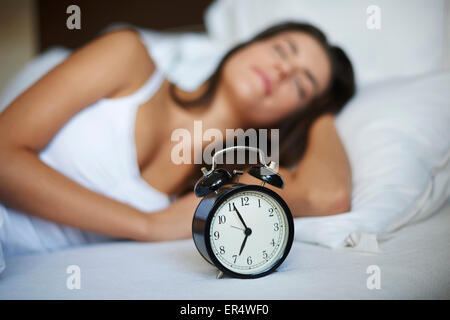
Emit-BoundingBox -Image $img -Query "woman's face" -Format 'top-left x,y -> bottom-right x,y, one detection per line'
220,30 -> 332,126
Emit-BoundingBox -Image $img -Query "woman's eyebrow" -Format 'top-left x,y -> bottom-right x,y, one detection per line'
284,37 -> 298,54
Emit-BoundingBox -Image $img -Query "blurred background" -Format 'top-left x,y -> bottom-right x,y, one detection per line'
1,0 -> 36,91
1,0 -> 449,92
0,0 -> 212,91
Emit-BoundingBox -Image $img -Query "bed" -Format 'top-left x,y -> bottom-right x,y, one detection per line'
0,0 -> 450,299
1,199 -> 449,299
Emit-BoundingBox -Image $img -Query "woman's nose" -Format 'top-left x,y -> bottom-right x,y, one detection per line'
274,62 -> 291,81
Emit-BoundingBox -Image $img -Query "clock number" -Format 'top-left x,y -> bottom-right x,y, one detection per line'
258,199 -> 261,208
274,223 -> 279,231
247,256 -> 252,265
228,202 -> 235,212
268,207 -> 274,217
218,215 -> 226,224
219,246 -> 225,255
262,250 -> 268,260
240,196 -> 249,206
270,239 -> 275,247
213,231 -> 220,240
232,255 -> 238,263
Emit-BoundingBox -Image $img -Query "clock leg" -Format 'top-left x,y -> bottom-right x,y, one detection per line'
216,270 -> 224,279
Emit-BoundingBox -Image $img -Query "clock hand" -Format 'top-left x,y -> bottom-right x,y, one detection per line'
232,203 -> 252,256
239,234 -> 248,256
238,227 -> 252,256
233,203 -> 249,230
230,225 -> 245,231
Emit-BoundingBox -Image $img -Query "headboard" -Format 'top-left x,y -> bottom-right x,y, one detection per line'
37,0 -> 212,52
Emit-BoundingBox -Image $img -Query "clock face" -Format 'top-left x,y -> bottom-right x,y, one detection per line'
208,190 -> 291,276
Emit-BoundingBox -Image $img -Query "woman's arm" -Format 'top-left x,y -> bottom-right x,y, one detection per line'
240,113 -> 352,217
0,29 -> 178,241
288,113 -> 352,216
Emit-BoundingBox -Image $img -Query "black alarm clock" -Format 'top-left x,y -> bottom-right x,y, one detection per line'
192,146 -> 294,279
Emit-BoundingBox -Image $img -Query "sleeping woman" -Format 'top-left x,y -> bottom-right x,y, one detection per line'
0,21 -> 355,257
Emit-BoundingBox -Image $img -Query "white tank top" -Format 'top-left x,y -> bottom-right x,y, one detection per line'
0,34 -> 174,257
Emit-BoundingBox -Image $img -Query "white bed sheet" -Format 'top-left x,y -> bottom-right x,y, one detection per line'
1,200 -> 449,300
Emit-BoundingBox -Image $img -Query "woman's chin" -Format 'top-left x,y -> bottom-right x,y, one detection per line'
229,82 -> 264,108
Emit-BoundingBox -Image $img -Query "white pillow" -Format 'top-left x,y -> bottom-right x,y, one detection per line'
294,70 -> 450,251
204,0 -> 447,87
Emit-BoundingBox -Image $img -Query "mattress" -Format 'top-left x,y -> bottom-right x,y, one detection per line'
1,199 -> 449,299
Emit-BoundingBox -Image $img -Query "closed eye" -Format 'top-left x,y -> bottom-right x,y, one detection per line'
274,43 -> 306,100
294,77 -> 305,100
273,44 -> 287,59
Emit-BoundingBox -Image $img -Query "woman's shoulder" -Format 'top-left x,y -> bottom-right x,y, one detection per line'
94,28 -> 158,99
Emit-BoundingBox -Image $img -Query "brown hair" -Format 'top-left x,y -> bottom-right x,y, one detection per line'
170,21 -> 356,194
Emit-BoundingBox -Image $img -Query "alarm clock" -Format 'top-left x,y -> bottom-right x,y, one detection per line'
192,146 -> 294,279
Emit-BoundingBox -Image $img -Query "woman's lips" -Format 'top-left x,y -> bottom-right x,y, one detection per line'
253,67 -> 272,96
